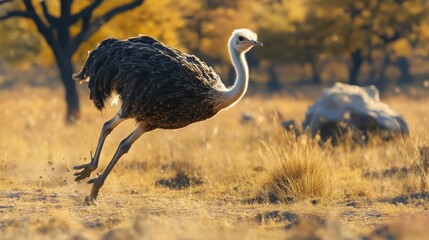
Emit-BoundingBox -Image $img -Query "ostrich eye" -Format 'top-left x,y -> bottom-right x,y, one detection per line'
238,36 -> 244,41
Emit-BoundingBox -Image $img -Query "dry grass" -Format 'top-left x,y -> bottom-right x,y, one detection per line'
259,132 -> 337,203
1,86 -> 429,239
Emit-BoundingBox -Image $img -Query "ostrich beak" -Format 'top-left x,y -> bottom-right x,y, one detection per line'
251,40 -> 263,46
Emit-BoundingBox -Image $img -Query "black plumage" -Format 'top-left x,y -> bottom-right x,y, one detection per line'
74,35 -> 225,129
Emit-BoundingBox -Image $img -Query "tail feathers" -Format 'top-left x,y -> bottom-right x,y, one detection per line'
72,71 -> 88,84
73,38 -> 119,110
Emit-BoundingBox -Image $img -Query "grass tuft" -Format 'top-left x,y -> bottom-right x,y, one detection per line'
259,131 -> 337,203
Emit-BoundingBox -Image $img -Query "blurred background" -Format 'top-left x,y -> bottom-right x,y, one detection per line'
1,0 -> 429,121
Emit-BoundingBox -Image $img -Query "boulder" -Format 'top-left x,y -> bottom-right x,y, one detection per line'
302,83 -> 408,144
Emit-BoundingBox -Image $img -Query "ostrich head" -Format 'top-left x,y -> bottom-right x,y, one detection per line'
230,29 -> 263,53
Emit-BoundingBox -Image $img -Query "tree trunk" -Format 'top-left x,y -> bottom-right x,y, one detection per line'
267,64 -> 281,92
348,49 -> 363,85
367,55 -> 377,85
56,53 -> 80,123
374,55 -> 389,91
396,56 -> 414,85
309,59 -> 321,84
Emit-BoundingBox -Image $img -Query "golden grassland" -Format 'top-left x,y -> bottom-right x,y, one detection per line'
1,86 -> 429,239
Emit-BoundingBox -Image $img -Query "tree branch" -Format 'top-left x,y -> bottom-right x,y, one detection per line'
21,0 -> 60,53
21,0 -> 48,33
0,0 -> 60,52
70,0 -> 103,24
71,0 -> 144,52
0,0 -> 49,31
40,0 -> 59,27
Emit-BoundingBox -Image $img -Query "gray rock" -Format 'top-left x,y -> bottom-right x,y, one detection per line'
302,83 -> 408,144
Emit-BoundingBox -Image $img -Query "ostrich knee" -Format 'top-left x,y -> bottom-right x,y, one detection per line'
101,122 -> 114,138
118,139 -> 133,155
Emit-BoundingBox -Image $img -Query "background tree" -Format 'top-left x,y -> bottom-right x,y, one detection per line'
251,0 -> 308,90
0,19 -> 40,67
255,1 -> 346,89
311,0 -> 429,86
0,0 -> 144,122
258,10 -> 342,86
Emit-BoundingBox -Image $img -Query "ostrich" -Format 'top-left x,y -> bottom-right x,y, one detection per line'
73,29 -> 262,204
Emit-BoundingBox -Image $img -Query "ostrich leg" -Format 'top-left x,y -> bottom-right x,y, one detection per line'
85,123 -> 151,204
74,113 -> 126,181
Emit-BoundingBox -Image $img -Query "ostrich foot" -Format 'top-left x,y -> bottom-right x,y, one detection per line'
74,152 -> 97,181
85,176 -> 105,205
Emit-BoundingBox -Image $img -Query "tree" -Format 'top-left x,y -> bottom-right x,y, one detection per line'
0,18 -> 41,66
311,0 -> 429,86
251,1 -> 301,89
256,6 -> 339,86
0,0 -> 144,122
288,12 -> 341,85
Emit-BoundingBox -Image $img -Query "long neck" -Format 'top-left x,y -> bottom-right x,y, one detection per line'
219,41 -> 249,110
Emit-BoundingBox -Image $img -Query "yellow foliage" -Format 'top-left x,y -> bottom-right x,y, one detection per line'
421,23 -> 429,39
391,38 -> 411,57
74,0 -> 187,62
0,19 -> 42,66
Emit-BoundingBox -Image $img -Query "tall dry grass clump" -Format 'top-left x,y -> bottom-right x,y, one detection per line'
259,131 -> 337,203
